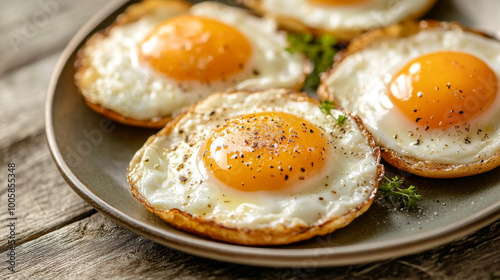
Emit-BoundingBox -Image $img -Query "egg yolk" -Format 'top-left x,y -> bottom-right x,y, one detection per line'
200,112 -> 331,192
388,51 -> 498,129
140,15 -> 252,83
308,0 -> 369,6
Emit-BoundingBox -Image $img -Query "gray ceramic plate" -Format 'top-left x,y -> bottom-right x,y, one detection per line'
46,0 -> 500,267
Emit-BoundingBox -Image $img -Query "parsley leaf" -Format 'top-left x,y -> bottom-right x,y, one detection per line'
380,176 -> 422,210
335,113 -> 348,127
319,101 -> 348,126
319,100 -> 335,116
287,33 -> 337,91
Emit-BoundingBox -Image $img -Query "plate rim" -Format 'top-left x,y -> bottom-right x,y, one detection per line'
45,0 -> 500,267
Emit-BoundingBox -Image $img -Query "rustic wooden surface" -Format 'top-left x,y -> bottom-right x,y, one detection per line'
0,0 -> 499,279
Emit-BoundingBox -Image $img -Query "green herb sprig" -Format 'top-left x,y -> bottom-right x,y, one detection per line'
319,100 -> 335,116
287,33 -> 337,91
319,100 -> 348,127
335,113 -> 348,126
380,176 -> 422,210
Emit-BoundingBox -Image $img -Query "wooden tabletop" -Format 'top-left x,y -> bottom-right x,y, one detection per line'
1,0 -> 499,279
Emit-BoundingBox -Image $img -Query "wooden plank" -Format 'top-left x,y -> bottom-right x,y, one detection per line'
0,0 -> 114,75
0,23 -> 96,251
2,213 -> 498,279
0,52 -> 58,148
0,131 -> 95,252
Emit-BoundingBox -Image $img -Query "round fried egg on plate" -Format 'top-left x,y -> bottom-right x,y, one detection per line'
243,0 -> 437,41
75,0 -> 309,128
127,89 -> 383,245
319,20 -> 500,178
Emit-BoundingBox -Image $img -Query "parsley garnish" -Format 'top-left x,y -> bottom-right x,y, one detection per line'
380,176 -> 422,210
287,33 -> 337,91
319,100 -> 348,127
319,100 -> 335,116
336,113 -> 348,126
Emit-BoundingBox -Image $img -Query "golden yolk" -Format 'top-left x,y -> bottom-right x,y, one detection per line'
200,112 -> 331,192
308,0 -> 369,6
140,15 -> 252,83
388,51 -> 498,129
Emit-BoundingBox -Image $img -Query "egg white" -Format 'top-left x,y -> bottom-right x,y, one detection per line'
76,1 -> 307,121
128,89 -> 380,229
322,28 -> 500,165
250,0 -> 436,39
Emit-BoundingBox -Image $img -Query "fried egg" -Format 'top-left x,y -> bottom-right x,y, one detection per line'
127,89 -> 383,245
243,0 -> 437,41
75,0 -> 309,128
319,20 -> 500,178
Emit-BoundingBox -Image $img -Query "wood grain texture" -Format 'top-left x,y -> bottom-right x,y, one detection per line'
0,131 -> 95,252
0,5 -> 100,253
1,213 -> 498,279
0,53 -> 57,148
0,0 -> 117,75
0,46 -> 95,253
